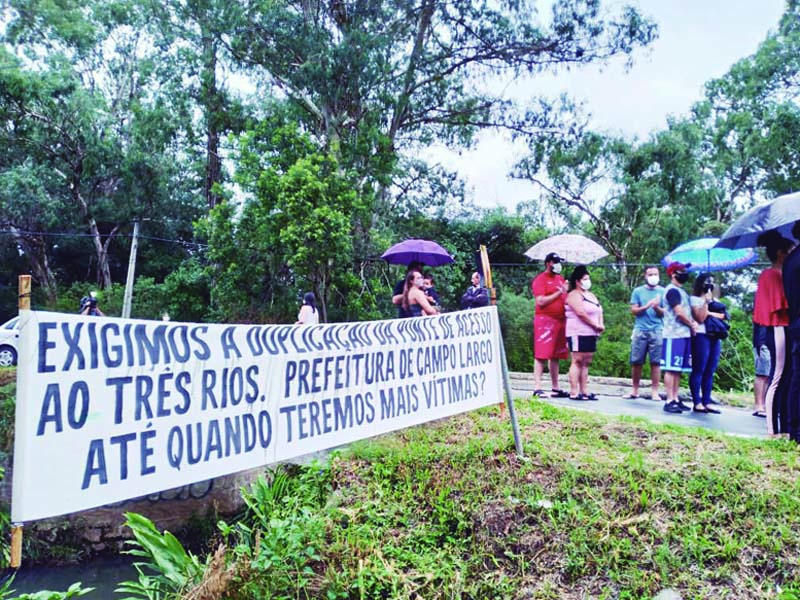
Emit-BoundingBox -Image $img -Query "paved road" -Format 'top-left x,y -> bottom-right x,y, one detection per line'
508,373 -> 768,438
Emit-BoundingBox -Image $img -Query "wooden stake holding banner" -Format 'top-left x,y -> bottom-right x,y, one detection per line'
479,245 -> 496,305
11,275 -> 30,568
479,246 -> 524,456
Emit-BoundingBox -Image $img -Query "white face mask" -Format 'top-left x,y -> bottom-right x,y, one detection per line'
646,275 -> 659,287
551,263 -> 562,274
580,278 -> 592,290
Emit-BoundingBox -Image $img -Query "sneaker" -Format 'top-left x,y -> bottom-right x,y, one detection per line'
676,401 -> 692,412
663,400 -> 683,414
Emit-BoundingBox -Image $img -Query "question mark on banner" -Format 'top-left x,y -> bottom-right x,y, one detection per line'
479,372 -> 486,394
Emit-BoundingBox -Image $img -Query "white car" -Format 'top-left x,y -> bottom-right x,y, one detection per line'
0,316 -> 19,367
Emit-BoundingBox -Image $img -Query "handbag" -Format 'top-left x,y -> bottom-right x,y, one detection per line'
704,300 -> 730,340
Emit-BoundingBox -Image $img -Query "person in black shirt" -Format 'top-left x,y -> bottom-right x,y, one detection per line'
783,221 -> 800,442
423,273 -> 440,308
461,272 -> 489,310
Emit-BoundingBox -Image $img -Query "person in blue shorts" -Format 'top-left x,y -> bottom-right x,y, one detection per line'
661,262 -> 698,414
629,265 -> 665,400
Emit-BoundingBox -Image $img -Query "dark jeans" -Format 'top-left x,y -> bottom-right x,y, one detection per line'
788,329 -> 800,439
690,333 -> 721,405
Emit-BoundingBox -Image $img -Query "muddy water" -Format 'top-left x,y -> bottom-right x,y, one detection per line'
8,555 -> 137,598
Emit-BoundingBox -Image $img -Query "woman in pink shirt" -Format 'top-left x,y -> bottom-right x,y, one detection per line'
565,265 -> 605,400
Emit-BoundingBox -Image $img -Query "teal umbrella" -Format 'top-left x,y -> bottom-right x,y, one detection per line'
663,237 -> 757,272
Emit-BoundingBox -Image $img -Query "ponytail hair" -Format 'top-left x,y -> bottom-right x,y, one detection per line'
303,292 -> 317,313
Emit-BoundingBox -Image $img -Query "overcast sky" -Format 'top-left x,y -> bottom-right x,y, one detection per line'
426,0 -> 788,210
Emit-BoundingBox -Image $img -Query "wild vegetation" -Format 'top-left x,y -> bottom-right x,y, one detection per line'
2,0 -> 800,597
67,399 -> 800,599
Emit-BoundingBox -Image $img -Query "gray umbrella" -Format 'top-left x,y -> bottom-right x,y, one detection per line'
715,192 -> 800,249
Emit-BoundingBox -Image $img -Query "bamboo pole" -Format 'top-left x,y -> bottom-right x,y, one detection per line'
11,275 -> 30,568
480,246 -> 505,416
18,275 -> 30,310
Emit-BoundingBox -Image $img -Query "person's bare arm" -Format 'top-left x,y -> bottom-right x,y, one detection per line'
413,288 -> 438,316
536,282 -> 566,309
691,297 -> 709,323
673,304 -> 698,333
567,291 -> 603,332
631,296 -> 663,316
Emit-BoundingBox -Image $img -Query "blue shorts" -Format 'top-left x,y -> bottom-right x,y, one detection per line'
630,329 -> 662,365
660,337 -> 692,373
752,323 -> 774,377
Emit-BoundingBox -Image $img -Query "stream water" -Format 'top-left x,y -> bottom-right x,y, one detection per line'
7,555 -> 138,598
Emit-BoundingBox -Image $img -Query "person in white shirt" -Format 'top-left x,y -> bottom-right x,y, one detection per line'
296,292 -> 319,325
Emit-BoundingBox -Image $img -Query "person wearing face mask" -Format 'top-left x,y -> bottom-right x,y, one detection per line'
531,253 -> 570,398
564,265 -> 604,400
628,265 -> 665,400
660,262 -> 697,414
688,272 -> 726,414
401,270 -> 439,317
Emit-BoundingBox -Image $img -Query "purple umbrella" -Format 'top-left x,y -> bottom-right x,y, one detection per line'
381,239 -> 454,266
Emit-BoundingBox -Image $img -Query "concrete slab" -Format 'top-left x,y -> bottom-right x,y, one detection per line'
508,372 -> 768,439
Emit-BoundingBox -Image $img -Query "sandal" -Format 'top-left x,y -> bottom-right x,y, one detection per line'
569,395 -> 588,401
752,410 -> 767,418
692,405 -> 707,413
582,393 -> 598,401
532,389 -> 545,397
551,389 -> 570,398
625,393 -> 640,399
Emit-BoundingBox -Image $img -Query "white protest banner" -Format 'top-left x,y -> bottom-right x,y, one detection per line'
12,307 -> 504,521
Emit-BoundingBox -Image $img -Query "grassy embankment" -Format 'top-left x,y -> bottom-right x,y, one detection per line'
170,396 -> 800,600
2,366 -> 799,598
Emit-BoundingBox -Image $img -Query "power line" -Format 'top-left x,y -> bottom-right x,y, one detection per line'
0,230 -> 207,248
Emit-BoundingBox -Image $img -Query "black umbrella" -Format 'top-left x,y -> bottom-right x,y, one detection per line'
715,192 -> 800,249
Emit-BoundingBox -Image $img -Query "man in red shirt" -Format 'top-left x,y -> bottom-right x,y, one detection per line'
531,252 -> 570,397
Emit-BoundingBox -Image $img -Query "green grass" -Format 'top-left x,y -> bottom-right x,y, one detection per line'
201,399 -> 800,599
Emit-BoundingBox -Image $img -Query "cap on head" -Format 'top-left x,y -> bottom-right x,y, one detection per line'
666,261 -> 691,276
544,252 -> 562,264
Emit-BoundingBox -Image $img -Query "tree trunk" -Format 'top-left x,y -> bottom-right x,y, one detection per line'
202,33 -> 223,209
70,153 -> 113,289
9,227 -> 58,306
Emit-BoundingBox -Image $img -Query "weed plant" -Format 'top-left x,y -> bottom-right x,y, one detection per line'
118,400 -> 800,599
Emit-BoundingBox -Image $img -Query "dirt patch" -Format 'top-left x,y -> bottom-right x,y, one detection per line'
0,368 -> 15,386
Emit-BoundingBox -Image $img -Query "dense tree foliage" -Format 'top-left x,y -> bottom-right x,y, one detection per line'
1,0 -> 798,394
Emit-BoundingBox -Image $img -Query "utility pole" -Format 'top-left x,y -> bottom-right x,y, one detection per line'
122,220 -> 140,319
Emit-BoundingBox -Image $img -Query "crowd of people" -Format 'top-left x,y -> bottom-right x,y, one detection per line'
293,221 -> 800,438
528,221 -> 800,436
529,254 -> 750,415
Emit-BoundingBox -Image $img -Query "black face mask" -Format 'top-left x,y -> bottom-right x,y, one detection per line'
675,272 -> 690,284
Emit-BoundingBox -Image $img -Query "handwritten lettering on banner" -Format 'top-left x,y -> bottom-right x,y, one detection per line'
12,307 -> 504,521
